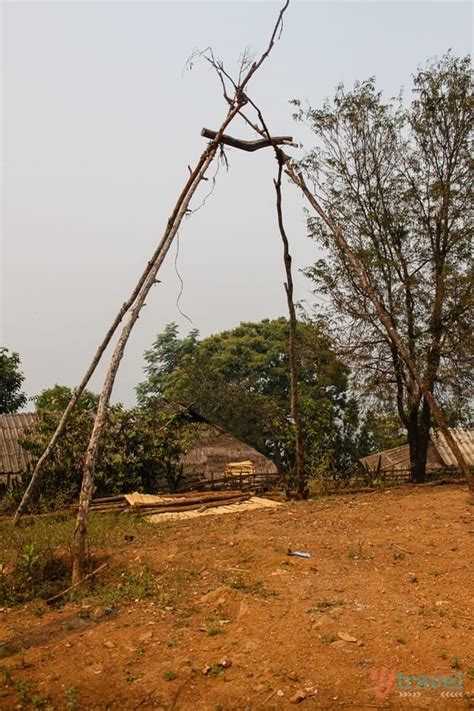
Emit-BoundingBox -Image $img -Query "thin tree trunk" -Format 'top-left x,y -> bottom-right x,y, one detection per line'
407,400 -> 431,484
71,1 -> 291,583
281,159 -> 474,493
274,157 -> 305,498
71,141 -> 220,583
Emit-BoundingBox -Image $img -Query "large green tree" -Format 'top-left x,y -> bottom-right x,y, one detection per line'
0,348 -> 27,413
293,53 -> 473,482
137,319 -> 362,480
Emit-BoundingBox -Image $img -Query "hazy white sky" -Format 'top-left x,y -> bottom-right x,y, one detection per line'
1,1 -> 472,407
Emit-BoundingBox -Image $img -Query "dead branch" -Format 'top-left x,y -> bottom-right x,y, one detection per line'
201,128 -> 296,151
45,562 -> 109,604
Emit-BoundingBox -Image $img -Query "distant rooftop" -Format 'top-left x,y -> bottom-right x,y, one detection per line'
0,412 -> 37,476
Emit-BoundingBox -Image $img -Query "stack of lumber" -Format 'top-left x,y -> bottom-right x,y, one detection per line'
70,490 -> 252,516
224,460 -> 256,477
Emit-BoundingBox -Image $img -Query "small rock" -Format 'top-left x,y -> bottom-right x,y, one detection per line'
139,631 -> 153,644
287,670 -> 298,681
202,665 -> 212,675
90,606 -> 112,622
219,659 -> 232,669
290,689 -> 307,704
330,640 -> 347,648
199,586 -> 232,607
104,640 -> 116,649
338,632 -> 357,643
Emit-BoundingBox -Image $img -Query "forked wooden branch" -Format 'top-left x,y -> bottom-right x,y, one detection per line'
201,128 -> 296,151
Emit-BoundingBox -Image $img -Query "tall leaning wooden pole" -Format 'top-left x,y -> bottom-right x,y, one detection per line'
70,1 -> 291,583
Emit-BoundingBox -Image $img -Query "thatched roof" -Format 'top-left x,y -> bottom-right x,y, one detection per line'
180,429 -> 277,478
0,413 -> 37,477
147,400 -> 278,477
360,428 -> 474,474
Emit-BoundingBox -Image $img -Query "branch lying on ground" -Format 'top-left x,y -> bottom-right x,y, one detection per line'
46,562 -> 109,604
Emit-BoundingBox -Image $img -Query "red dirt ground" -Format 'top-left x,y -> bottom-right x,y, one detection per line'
0,484 -> 473,710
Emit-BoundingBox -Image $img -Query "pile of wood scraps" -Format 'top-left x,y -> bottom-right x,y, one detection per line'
71,490 -> 252,517
224,460 -> 256,477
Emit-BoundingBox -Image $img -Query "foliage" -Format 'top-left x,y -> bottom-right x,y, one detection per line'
0,348 -> 27,413
136,323 -> 199,402
358,412 -> 407,455
18,386 -> 200,510
293,53 -> 473,481
137,318 -> 365,480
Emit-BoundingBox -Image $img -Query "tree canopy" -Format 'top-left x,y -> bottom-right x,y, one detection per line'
137,318 -> 364,479
19,385 -> 201,509
0,348 -> 27,414
293,53 -> 473,481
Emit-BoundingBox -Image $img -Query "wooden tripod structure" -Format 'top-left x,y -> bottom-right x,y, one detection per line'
13,0 -> 472,586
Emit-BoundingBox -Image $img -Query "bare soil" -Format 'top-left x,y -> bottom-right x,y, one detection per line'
0,484 -> 473,710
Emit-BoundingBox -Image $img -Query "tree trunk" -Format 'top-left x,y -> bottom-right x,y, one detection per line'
406,399 -> 431,484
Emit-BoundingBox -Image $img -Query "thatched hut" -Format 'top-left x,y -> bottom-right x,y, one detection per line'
180,427 -> 278,480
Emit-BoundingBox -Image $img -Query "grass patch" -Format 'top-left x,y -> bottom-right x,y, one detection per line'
307,599 -> 345,613
207,625 -> 223,637
163,671 -> 177,681
0,514 -> 163,606
227,576 -> 275,598
207,665 -> 224,676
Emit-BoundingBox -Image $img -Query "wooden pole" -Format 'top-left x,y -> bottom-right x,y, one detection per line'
274,157 -> 305,497
71,1 -> 291,583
